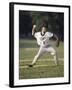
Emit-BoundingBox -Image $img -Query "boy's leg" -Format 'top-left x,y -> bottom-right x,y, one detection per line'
46,46 -> 58,65
51,51 -> 58,65
28,46 -> 45,67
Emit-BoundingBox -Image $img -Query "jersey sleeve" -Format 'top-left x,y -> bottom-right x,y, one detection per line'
34,32 -> 39,38
47,32 -> 53,38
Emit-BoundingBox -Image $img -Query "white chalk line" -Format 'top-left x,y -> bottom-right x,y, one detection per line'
19,58 -> 64,62
19,58 -> 64,68
19,64 -> 63,69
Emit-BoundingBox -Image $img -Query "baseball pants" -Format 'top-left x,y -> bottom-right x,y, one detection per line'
31,45 -> 58,65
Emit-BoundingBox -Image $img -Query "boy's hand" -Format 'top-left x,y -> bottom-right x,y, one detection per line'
33,25 -> 36,29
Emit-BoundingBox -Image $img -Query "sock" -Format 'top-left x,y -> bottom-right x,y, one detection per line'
32,55 -> 39,65
53,54 -> 58,65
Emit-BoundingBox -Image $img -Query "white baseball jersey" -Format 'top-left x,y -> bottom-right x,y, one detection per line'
34,32 -> 53,46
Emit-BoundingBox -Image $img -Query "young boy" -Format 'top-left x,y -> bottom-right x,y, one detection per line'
28,23 -> 59,67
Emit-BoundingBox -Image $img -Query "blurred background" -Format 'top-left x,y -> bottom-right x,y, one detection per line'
19,10 -> 64,41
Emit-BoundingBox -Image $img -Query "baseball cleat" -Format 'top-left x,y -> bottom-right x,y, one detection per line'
27,64 -> 34,67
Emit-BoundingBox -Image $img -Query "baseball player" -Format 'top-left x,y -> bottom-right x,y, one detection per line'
28,23 -> 59,67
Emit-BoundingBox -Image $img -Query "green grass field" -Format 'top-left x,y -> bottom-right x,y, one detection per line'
19,39 -> 64,79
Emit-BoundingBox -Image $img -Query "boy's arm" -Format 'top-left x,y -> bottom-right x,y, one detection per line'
32,25 -> 36,36
53,34 -> 60,47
